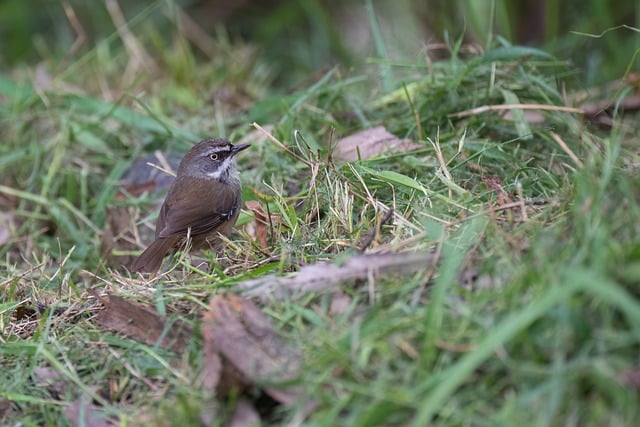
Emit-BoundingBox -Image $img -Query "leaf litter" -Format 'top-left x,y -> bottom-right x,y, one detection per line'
87,251 -> 434,421
332,126 -> 423,161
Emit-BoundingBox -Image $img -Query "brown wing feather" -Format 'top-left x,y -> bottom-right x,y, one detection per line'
156,176 -> 240,239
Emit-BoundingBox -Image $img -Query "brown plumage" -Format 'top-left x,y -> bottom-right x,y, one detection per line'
131,138 -> 249,274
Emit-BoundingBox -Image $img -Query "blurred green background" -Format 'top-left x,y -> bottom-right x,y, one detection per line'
1,0 -> 637,86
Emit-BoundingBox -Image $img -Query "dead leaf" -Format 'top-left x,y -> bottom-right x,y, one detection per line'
581,94 -> 640,129
620,366 -> 640,390
34,366 -> 63,384
201,349 -> 223,392
93,293 -> 192,353
64,397 -> 115,427
201,294 -> 301,404
0,398 -> 13,419
245,200 -> 269,249
236,252 -> 434,301
101,206 -> 139,268
580,94 -> 640,116
329,291 -> 352,315
482,175 -> 513,206
228,400 -> 261,427
120,152 -> 181,196
0,211 -> 13,247
333,126 -> 422,161
568,75 -> 640,129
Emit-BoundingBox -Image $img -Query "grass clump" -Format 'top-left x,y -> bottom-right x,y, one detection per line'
1,3 -> 639,426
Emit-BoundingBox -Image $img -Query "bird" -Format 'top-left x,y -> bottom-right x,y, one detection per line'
131,137 -> 250,273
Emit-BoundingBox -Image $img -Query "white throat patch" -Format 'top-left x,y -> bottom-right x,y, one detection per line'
206,156 -> 233,180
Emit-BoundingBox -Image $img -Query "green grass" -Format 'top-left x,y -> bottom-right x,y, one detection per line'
1,2 -> 640,426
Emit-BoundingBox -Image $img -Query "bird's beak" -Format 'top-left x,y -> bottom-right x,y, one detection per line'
231,143 -> 251,154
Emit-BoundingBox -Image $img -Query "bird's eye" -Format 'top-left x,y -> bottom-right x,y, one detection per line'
209,153 -> 219,161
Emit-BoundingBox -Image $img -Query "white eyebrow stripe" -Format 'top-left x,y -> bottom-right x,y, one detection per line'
210,146 -> 231,153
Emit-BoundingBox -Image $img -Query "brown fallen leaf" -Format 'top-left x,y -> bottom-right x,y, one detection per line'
333,126 -> 422,161
34,366 -> 66,397
0,398 -> 13,419
236,252 -> 434,301
329,291 -> 352,315
245,200 -> 269,249
228,399 -> 261,427
201,294 -> 301,404
620,366 -> 640,390
64,397 -> 115,427
0,211 -> 13,247
120,152 -> 181,196
581,94 -> 640,129
101,206 -> 139,268
482,175 -> 513,206
568,74 -> 640,129
92,293 -> 192,353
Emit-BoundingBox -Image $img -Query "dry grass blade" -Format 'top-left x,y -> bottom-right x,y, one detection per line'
448,103 -> 584,118
105,0 -> 154,85
60,2 -> 86,68
550,131 -> 584,168
176,8 -> 218,58
252,122 -> 312,166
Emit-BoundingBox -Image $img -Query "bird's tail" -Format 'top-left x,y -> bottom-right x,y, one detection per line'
130,236 -> 179,274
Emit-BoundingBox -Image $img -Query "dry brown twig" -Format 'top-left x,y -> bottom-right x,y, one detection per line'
236,252 -> 435,302
252,122 -> 312,167
449,103 -> 584,119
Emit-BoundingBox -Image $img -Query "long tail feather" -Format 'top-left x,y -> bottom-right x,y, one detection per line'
131,236 -> 179,273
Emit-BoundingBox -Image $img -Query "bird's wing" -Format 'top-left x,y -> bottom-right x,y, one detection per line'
155,177 -> 240,239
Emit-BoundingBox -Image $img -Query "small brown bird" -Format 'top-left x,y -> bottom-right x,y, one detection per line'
131,138 -> 250,273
